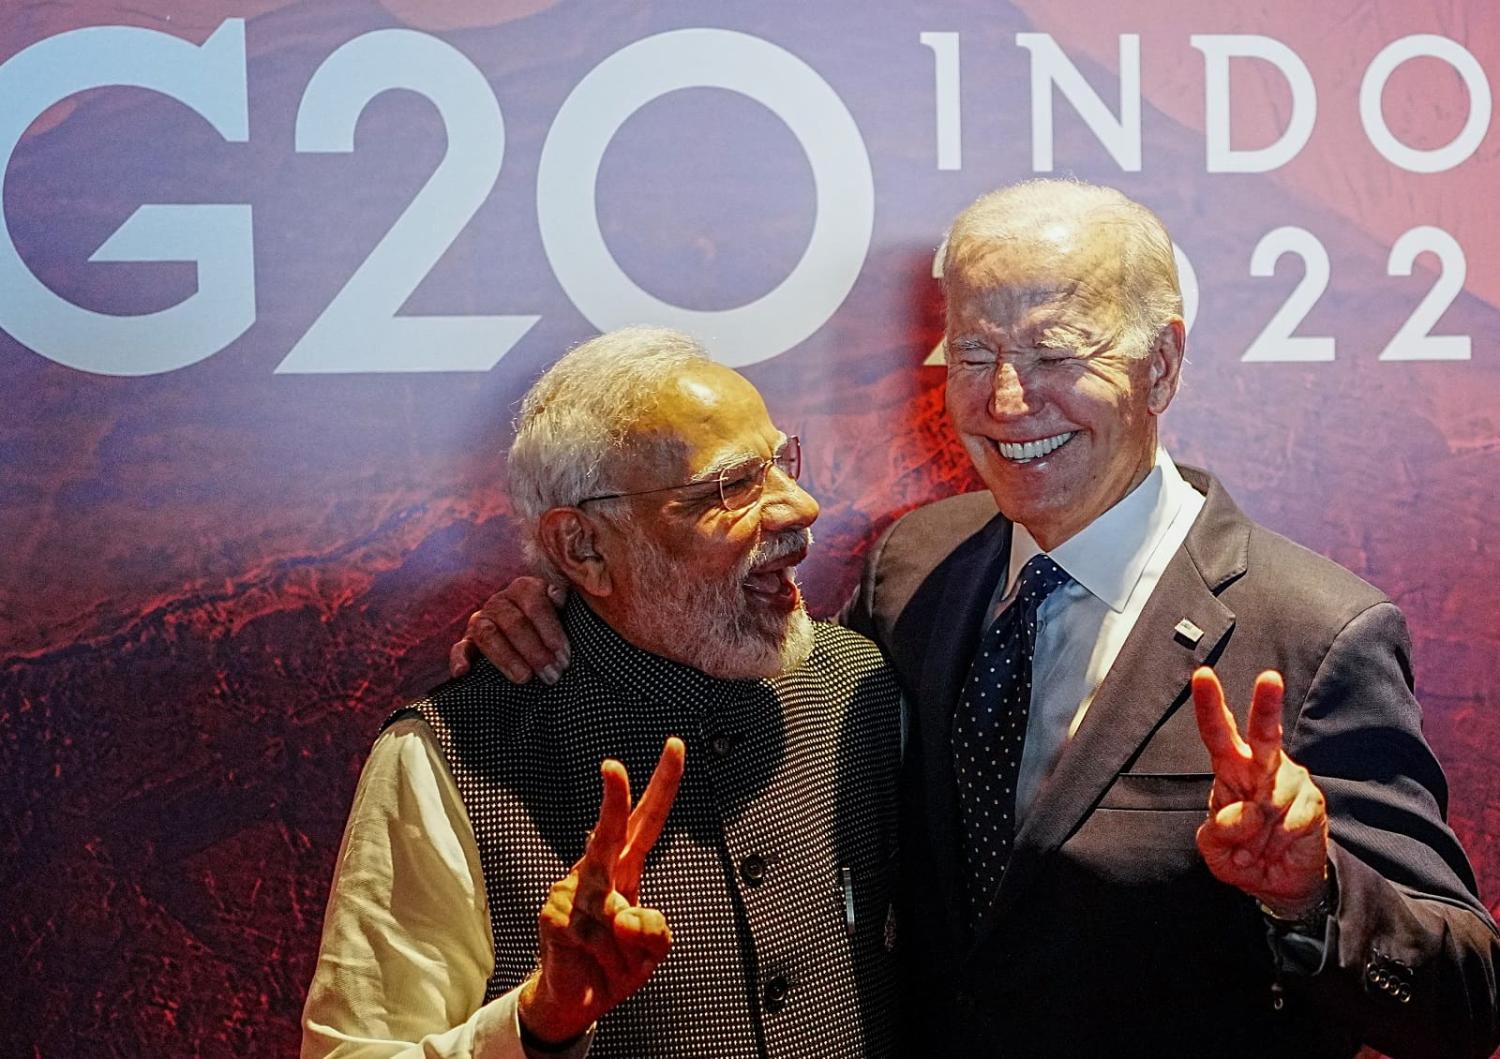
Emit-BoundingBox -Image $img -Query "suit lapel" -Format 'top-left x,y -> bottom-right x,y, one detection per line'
915,510 -> 1012,947
970,470 -> 1249,941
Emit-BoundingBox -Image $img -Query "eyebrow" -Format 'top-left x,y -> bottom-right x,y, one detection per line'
1037,325 -> 1090,348
687,432 -> 789,483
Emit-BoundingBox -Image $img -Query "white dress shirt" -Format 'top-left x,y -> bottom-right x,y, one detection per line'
999,448 -> 1206,818
301,716 -> 593,1059
985,448 -> 1334,965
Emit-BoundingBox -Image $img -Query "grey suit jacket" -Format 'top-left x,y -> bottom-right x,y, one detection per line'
845,467 -> 1500,1058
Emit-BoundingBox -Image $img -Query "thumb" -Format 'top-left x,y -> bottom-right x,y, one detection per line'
614,907 -> 672,966
547,582 -> 568,606
1210,798 -> 1266,848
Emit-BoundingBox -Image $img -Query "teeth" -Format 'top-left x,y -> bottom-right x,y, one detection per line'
744,567 -> 791,592
997,432 -> 1073,462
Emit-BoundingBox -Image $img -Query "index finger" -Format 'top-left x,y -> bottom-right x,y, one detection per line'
616,738 -> 686,899
1246,670 -> 1286,773
1191,666 -> 1248,765
577,760 -> 632,902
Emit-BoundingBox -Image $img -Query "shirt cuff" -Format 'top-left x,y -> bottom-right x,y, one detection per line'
475,988 -> 596,1059
1261,863 -> 1340,977
1266,919 -> 1335,976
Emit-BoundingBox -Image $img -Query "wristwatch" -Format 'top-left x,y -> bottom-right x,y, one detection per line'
1259,892 -> 1333,937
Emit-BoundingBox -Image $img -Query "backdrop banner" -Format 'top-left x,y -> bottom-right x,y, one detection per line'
2,2 -> 1497,1053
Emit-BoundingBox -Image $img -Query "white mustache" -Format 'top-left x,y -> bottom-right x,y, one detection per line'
746,527 -> 814,572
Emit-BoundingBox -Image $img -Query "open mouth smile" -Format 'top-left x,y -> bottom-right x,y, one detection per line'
995,431 -> 1075,463
743,551 -> 805,610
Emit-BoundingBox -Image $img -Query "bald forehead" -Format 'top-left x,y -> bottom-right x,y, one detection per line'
946,224 -> 1133,330
950,209 -> 1129,281
631,361 -> 762,430
617,361 -> 775,481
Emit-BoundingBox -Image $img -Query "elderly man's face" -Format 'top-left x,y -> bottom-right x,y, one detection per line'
600,363 -> 820,679
943,226 -> 1181,549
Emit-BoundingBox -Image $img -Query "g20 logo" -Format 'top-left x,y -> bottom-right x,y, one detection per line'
0,20 -> 875,375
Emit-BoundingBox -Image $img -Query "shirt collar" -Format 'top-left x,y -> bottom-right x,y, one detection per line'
1009,448 -> 1194,614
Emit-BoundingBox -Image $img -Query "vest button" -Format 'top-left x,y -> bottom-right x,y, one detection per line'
739,853 -> 767,885
710,733 -> 735,757
763,975 -> 790,1012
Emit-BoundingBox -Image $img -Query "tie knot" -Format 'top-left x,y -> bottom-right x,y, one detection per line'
1014,553 -> 1069,607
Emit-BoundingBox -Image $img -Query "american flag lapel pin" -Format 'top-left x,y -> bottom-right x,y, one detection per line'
1173,618 -> 1204,647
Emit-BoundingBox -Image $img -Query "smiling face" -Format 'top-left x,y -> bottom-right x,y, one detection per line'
943,221 -> 1184,549
589,362 -> 821,678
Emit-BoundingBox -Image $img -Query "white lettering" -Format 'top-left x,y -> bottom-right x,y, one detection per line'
1360,35 -> 1491,173
0,20 -> 253,376
537,29 -> 874,368
1017,33 -> 1141,172
1191,35 -> 1316,173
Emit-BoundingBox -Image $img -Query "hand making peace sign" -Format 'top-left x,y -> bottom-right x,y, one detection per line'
1192,667 -> 1331,919
517,737 -> 687,1046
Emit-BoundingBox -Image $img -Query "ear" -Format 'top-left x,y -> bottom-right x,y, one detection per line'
537,508 -> 613,597
1145,318 -> 1186,416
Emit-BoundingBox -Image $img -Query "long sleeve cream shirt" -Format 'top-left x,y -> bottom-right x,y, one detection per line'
301,716 -> 592,1059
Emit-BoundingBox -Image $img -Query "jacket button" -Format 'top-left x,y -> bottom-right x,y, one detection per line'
740,854 -> 767,885
710,733 -> 735,757
763,975 -> 789,1012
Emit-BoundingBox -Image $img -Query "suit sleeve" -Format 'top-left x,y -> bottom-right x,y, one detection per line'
1285,601 -> 1500,1059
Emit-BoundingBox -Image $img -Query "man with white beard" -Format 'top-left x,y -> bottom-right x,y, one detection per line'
302,327 -> 902,1058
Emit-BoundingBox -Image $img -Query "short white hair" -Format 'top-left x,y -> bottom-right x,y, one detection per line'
943,179 -> 1182,358
507,326 -> 710,577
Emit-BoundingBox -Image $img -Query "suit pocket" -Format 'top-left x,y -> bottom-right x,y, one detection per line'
1097,771 -> 1214,811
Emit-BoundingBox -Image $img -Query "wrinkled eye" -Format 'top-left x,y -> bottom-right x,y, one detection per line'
717,466 -> 764,510
951,344 -> 994,367
714,436 -> 802,510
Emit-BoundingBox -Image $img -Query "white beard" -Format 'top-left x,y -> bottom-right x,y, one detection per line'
618,528 -> 815,680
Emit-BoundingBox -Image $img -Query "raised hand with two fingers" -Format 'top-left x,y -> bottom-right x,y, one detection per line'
1191,667 -> 1330,919
517,737 -> 686,1046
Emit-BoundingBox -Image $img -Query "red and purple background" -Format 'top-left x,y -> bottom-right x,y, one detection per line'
2,2 -> 1498,1054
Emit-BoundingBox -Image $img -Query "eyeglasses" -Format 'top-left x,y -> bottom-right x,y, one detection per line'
579,435 -> 802,512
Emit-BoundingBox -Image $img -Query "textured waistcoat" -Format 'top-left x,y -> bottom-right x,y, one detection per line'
392,599 -> 902,1057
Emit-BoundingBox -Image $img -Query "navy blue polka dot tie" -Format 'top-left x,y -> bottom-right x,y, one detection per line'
954,553 -> 1070,930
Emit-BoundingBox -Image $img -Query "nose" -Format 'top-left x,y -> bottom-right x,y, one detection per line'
760,468 -> 820,531
988,361 -> 1037,419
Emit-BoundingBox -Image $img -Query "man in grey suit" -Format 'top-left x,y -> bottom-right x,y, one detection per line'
452,181 -> 1499,1057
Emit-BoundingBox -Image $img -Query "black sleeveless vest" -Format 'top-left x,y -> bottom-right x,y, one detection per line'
389,598 -> 901,1057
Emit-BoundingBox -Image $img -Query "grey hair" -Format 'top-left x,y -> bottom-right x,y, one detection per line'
507,326 -> 711,578
942,179 -> 1182,358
